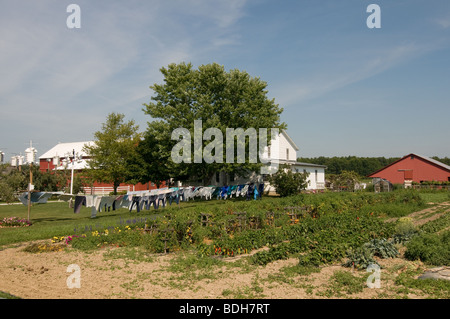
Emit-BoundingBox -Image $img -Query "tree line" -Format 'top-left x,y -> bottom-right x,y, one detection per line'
297,156 -> 450,177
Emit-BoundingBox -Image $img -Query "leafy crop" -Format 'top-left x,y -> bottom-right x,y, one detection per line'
404,230 -> 450,266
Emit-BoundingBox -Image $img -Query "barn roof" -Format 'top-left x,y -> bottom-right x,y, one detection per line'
368,153 -> 450,177
39,141 -> 95,159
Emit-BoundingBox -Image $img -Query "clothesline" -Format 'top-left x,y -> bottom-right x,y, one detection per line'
81,183 -> 264,218
19,183 -> 265,219
18,191 -> 64,205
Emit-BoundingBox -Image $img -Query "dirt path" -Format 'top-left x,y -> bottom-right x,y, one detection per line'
0,240 -> 436,299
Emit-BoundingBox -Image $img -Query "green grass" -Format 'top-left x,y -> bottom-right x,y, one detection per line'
395,269 -> 450,298
0,201 -> 165,247
317,270 -> 369,298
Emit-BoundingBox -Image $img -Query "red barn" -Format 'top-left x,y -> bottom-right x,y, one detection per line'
368,153 -> 450,184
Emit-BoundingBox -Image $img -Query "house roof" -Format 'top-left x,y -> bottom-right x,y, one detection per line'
273,159 -> 327,168
281,130 -> 299,151
367,153 -> 450,177
39,141 -> 95,159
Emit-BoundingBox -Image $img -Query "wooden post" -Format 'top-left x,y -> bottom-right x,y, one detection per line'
27,163 -> 33,222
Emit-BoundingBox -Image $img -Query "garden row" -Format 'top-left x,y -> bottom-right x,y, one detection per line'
65,190 -> 433,268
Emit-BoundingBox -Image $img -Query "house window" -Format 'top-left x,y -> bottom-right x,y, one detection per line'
286,148 -> 289,160
315,170 -> 318,182
216,172 -> 220,183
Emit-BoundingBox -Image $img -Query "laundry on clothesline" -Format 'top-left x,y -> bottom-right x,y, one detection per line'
18,191 -> 64,206
56,182 -> 265,217
124,182 -> 266,212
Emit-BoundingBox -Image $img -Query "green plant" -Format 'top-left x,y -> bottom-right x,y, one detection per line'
395,268 -> 450,298
268,164 -> 309,197
364,238 -> 399,259
342,246 -> 378,270
393,217 -> 418,244
404,231 -> 450,266
319,271 -> 367,297
251,243 -> 290,265
419,212 -> 450,234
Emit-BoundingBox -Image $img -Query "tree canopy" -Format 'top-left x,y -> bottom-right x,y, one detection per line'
142,62 -> 286,184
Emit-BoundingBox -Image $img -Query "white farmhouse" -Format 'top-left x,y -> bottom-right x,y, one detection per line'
261,130 -> 326,191
203,130 -> 326,192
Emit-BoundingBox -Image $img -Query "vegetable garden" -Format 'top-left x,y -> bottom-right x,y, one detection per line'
57,189 -> 442,269
1,189 -> 449,299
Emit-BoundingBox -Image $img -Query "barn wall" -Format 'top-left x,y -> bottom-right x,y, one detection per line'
370,155 -> 450,184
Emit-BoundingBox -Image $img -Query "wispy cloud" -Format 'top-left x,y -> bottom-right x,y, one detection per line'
272,41 -> 435,108
435,14 -> 450,29
0,0 -> 250,156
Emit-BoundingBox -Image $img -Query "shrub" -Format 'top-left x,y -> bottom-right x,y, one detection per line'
393,217 -> 418,244
404,231 -> 450,266
268,164 -> 309,197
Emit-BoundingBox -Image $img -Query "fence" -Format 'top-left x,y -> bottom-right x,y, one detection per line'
83,186 -> 132,195
410,184 -> 450,190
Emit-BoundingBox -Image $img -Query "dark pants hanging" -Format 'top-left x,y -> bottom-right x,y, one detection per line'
158,194 -> 166,208
74,196 -> 86,214
129,196 -> 141,212
148,195 -> 159,209
246,184 -> 255,200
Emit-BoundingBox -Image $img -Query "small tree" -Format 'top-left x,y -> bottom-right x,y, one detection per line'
84,113 -> 141,195
268,165 -> 309,197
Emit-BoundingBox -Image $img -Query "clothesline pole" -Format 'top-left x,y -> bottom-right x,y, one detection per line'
27,163 -> 33,222
70,160 -> 74,195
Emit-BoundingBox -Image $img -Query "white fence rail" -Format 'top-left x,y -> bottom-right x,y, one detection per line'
83,186 -> 131,195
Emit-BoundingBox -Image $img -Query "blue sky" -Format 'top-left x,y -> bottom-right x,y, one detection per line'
1,0 -> 449,161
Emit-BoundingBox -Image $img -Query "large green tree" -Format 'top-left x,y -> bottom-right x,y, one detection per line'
143,62 -> 286,184
84,113 -> 141,194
